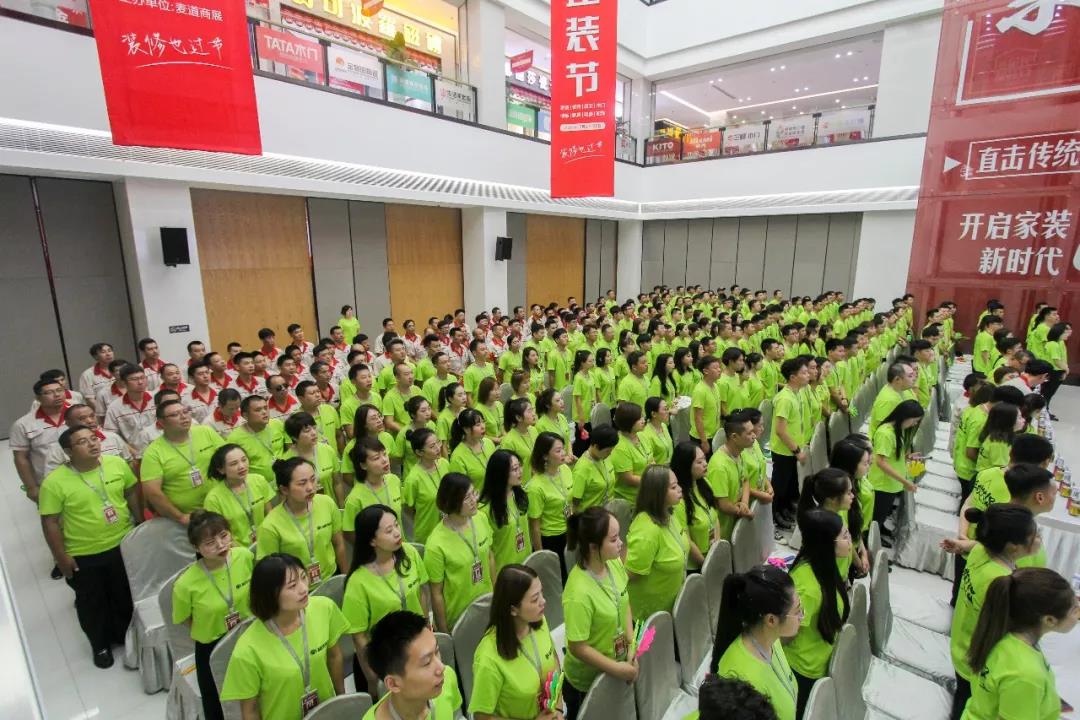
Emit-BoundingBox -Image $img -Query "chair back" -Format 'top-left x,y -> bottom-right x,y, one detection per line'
450,592 -> 492,705
701,540 -> 732,634
634,612 -> 680,720
710,429 -> 724,454
435,631 -> 456,670
590,402 -> 611,429
808,423 -> 828,474
867,521 -> 881,559
410,542 -> 425,558
672,574 -> 710,690
524,550 -> 565,628
313,575 -> 354,674
121,517 -> 195,603
604,499 -> 634,544
305,693 -> 374,719
827,625 -> 867,720
211,618 -> 255,720
827,411 -> 848,453
158,566 -> 195,661
500,383 -> 513,404
561,386 -> 574,421
579,672 -> 638,720
669,408 -> 690,444
758,400 -> 773,448
868,549 -> 893,656
803,676 -> 840,720
730,517 -> 760,574
848,584 -> 873,672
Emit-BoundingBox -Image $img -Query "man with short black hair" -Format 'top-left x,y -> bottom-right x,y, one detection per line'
257,327 -> 282,362
11,378 -> 71,502
186,340 -> 207,367
297,379 -> 343,451
104,365 -> 156,452
1002,358 -> 1052,396
202,388 -> 243,437
287,323 -> 315,365
80,342 -> 116,400
231,351 -> 263,400
140,399 -> 224,523
868,360 -> 917,436
183,362 -> 218,424
266,373 -> 299,420
769,357 -> 811,528
138,337 -> 166,391
43,404 -> 134,477
226,395 -> 286,483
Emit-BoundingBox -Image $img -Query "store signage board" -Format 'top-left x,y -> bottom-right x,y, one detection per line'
510,50 -> 534,74
87,0 -> 261,153
906,0 -> 1080,365
550,0 -> 618,198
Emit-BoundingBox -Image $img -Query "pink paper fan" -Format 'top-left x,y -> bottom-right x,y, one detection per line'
635,626 -> 656,657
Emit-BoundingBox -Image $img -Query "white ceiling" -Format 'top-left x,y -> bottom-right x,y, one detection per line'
653,33 -> 883,128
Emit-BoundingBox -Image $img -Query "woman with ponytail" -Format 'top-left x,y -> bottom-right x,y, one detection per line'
479,449 -> 533,571
787,509 -> 851,717
710,564 -> 801,720
435,382 -> 468,449
949,503 -> 1041,719
797,468 -> 865,577
536,387 -> 575,463
829,436 -> 874,541
670,440 -> 719,570
962,568 -> 1078,720
448,408 -> 495,490
401,427 -> 448,543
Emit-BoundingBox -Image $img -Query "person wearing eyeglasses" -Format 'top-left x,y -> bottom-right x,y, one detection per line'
141,398 -> 225,525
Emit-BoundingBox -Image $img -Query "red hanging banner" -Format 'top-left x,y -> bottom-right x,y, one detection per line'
550,0 -> 617,198
509,50 -> 534,74
88,0 -> 262,154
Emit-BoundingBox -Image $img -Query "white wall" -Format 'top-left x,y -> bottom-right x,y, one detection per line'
873,13 -> 942,137
461,207 -> 509,319
617,220 -> 642,299
851,209 -> 916,310
114,179 -> 211,363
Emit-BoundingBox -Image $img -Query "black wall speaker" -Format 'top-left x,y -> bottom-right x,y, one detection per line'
495,236 -> 513,261
161,227 -> 191,266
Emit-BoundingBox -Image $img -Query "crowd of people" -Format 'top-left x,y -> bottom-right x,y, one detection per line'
9,288 -> 1076,720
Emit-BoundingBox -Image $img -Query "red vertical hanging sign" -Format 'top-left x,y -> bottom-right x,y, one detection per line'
550,0 -> 618,198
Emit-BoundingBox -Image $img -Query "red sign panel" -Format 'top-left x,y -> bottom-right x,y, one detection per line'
550,0 -> 618,198
681,128 -> 722,160
509,50 -> 534,74
906,0 -> 1080,368
360,0 -> 382,17
88,0 -> 261,154
644,137 -> 680,165
255,25 -> 325,83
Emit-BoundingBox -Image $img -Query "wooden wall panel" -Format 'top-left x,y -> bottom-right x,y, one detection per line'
191,189 -> 316,353
385,204 -> 463,324
525,214 -> 585,307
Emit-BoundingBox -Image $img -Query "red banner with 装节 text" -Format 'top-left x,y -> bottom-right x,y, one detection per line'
88,0 -> 261,154
550,0 -> 617,198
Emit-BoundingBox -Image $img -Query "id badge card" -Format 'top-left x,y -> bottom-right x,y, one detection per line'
224,610 -> 241,630
613,633 -> 629,661
471,561 -> 483,583
300,689 -> 320,714
307,562 -> 322,585
249,528 -> 257,545
563,504 -> 572,519
515,530 -> 526,552
189,467 -> 203,487
103,504 -> 119,524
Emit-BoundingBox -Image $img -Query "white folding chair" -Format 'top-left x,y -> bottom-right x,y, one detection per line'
827,411 -> 849,453
710,429 -> 725,454
435,631 -> 455,670
634,612 -> 694,720
160,567 -> 202,720
867,522 -> 881,559
211,618 -> 255,720
451,592 -> 492,705
828,625 -> 867,720
730,516 -> 761,574
590,402 -> 611,429
669,407 -> 690,444
808,423 -> 828,474
804,676 -> 839,720
313,575 -> 355,675
604,499 -> 634,544
524,550 -> 565,629
121,517 -> 196,692
499,383 -> 513,404
672,574 -> 710,693
758,400 -> 773,450
305,693 -> 374,719
701,540 -> 732,635
579,672 -> 637,720
561,386 -> 574,421
159,567 -> 195,662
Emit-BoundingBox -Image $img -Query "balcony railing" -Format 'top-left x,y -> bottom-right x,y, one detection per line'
644,105 -> 876,166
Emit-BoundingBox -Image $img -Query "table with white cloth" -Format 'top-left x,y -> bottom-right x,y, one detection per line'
1042,627 -> 1080,720
1037,496 -> 1080,579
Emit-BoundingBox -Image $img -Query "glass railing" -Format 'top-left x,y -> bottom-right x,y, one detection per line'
644,105 -> 875,165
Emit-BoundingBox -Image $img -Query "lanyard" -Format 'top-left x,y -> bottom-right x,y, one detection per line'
587,565 -> 622,624
167,438 -> 198,468
199,556 -> 235,611
748,635 -> 797,705
419,463 -> 441,495
589,455 -> 613,504
663,519 -> 688,572
247,426 -> 275,456
366,480 -> 391,507
229,482 -> 257,528
372,562 -> 409,611
77,464 -> 113,508
450,519 -> 480,564
544,470 -> 569,509
268,612 -> 312,691
286,503 -> 317,565
521,631 -> 544,679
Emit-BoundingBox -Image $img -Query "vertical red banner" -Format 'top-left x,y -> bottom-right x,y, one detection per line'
906,0 -> 1080,366
88,0 -> 262,154
550,0 -> 617,198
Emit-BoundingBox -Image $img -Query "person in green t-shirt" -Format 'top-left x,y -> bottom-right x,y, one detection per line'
226,396 -> 287,485
769,357 -> 812,529
363,610 -> 463,720
706,412 -> 757,542
709,564 -> 801,720
383,363 -> 423,434
256,457 -> 347,587
625,465 -> 689,622
1041,322 -> 1070,417
39,426 -> 141,668
797,468 -> 866,578
141,398 -> 225,523
974,402 -> 1021,474
867,399 -> 923,541
204,443 -> 274,546
448,409 -> 497,489
948,504 -> 1040,717
610,401 -> 653,504
343,505 -> 429,694
337,305 -> 361,345
786,509 -> 851,718
640,397 -> 674,466
395,395 -> 435,478
527,431 -> 575,581
616,350 -> 651,412
501,398 -> 540,488
343,436 -> 403,541
173,511 -> 255,720
561,506 -> 637,718
690,355 -> 723,452
425,472 -> 496,632
534,388 -> 575,463
961,567 -> 1077,720
220,553 -> 349,717
868,361 -> 918,437
571,350 -> 598,455
463,340 -> 497,406
497,334 -> 524,386
282,412 -> 343,505
469,564 -> 560,720
475,377 -> 505,444
480,449 -> 534,571
547,329 -> 573,392
401,428 -> 449,544
571,425 -> 619,511
671,440 -> 721,569
972,315 -> 1004,375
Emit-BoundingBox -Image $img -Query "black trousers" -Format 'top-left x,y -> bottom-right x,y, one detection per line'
951,674 -> 972,720
771,453 -> 800,519
541,533 -> 569,583
950,552 -> 967,608
564,678 -> 587,720
65,545 -> 133,653
873,490 -> 901,534
1041,370 -> 1066,407
793,669 -> 818,720
196,638 -> 224,720
957,475 -> 974,510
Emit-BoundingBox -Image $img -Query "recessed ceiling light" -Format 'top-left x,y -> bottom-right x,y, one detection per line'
716,78 -> 723,82
746,96 -> 751,101
799,111 -> 805,115
760,110 -> 765,114
846,51 -> 853,56
769,115 -> 774,120
841,104 -> 847,108
794,88 -> 800,93
780,65 -> 786,70
863,76 -> 868,81
770,67 -> 776,72
792,105 -> 797,109
834,53 -> 841,59
803,87 -> 808,91
835,99 -> 840,103
853,77 -> 859,82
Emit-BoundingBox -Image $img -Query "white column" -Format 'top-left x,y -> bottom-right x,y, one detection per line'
113,179 -> 211,363
616,219 -> 643,301
629,76 -> 653,163
462,207 -> 509,319
852,210 -> 916,312
464,0 -> 507,129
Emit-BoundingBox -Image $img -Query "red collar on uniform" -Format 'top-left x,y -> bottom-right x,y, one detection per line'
268,395 -> 298,413
94,429 -> 106,440
404,332 -> 419,342
122,392 -> 152,411
236,375 -> 259,392
449,344 -> 465,357
226,359 -> 236,371
213,408 -> 240,425
319,385 -> 335,402
35,404 -> 69,428
210,372 -> 232,388
284,374 -> 300,388
491,337 -> 506,347
261,345 -> 279,360
163,382 -> 187,395
141,359 -> 165,373
93,364 -> 112,378
111,383 -> 124,396
298,341 -> 313,353
191,387 -> 217,404
334,342 -> 347,352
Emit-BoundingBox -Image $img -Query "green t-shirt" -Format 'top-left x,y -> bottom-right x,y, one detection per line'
857,475 -> 875,533
649,375 -> 677,409
616,373 -> 650,412
563,560 -> 633,691
967,466 -> 1010,539
785,562 -> 842,679
498,350 -> 523,377
394,423 -> 433,478
769,387 -> 805,457
482,497 -> 533,571
975,438 -> 1011,474
422,375 -> 455,411
309,403 -> 341,449
639,422 -> 674,466
535,413 -> 572,454
742,442 -> 768,491
339,392 -> 382,432
141,426 -> 226,512
572,372 -> 597,423
690,381 -> 721,441
172,547 -> 255,644
973,331 -> 998,374
435,408 -> 460,444
342,543 -> 428,633
283,444 -> 341,500
868,423 -> 905,494
424,516 -> 495,628
203,475 -> 275,546
528,466 -> 574,536
383,386 -> 422,427
501,426 -> 539,487
961,633 -> 1060,720
256,495 -> 343,583
414,357 -> 437,386
226,421 -> 287,485
38,456 -> 137,556
744,373 -> 765,409
625,512 -> 688,622
609,433 -> 652,504
220,595 -> 349,716
362,666 -> 462,720
672,487 -> 719,569
715,637 -> 797,720
953,405 -> 989,480
343,474 -> 403,532
705,448 -> 743,540
869,385 -> 905,438
1043,339 -> 1067,370
593,366 -> 617,407
549,348 -> 572,391
951,543 -> 1014,680
759,360 -> 781,399
448,438 -> 496,490
476,401 -> 504,442
341,432 -> 396,475
718,373 -> 747,415
463,363 -> 496,398
402,459 -> 449,544
571,453 -> 615,509
468,619 -> 559,720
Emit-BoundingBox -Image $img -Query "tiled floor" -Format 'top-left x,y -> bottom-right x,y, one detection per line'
2,384 -> 1078,719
